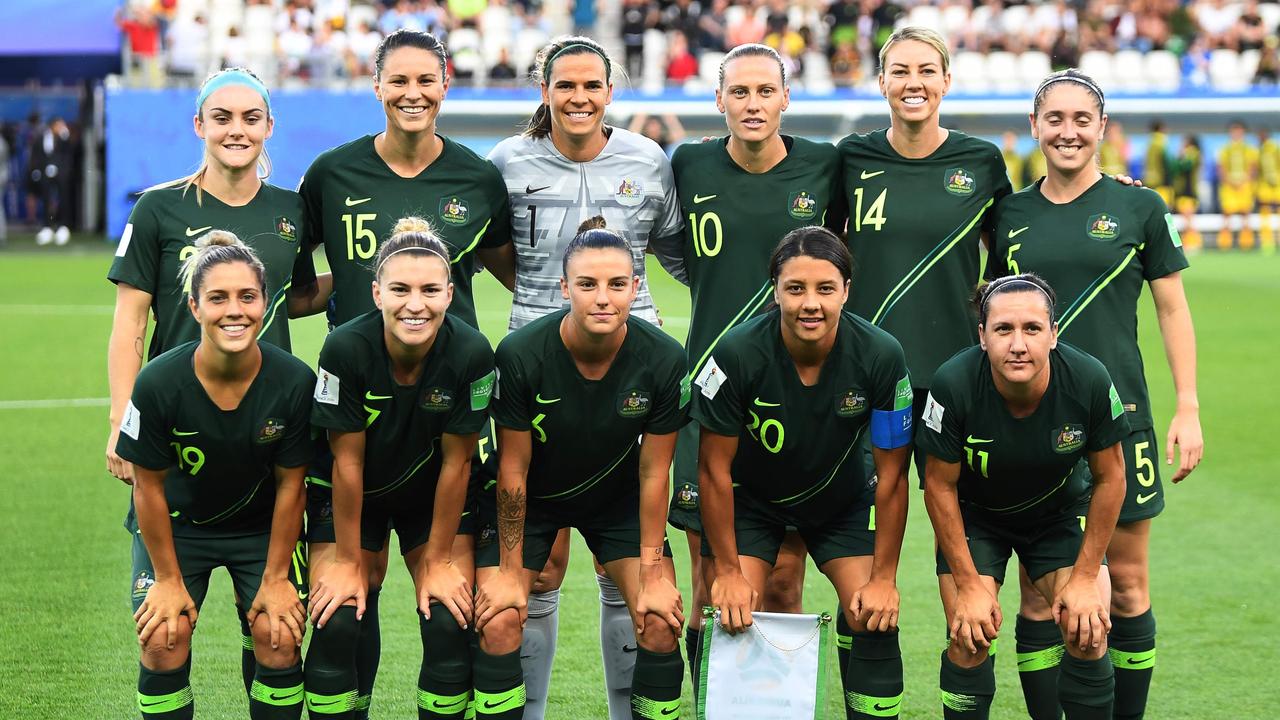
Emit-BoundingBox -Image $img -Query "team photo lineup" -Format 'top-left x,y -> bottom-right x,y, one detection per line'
40,10 -> 1232,719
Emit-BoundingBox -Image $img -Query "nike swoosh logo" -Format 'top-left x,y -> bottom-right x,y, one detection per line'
874,701 -> 901,711
535,394 -> 560,404
1127,657 -> 1152,665
1136,492 -> 1159,504
693,194 -> 717,204
310,699 -> 339,706
661,708 -> 678,716
344,196 -> 371,207
483,700 -> 511,709
269,689 -> 303,701
171,429 -> 199,436
297,591 -> 309,600
1008,226 -> 1030,239
753,398 -> 781,407
622,644 -> 637,653
966,436 -> 994,444
860,170 -> 885,179
526,185 -> 551,194
185,226 -> 212,237
365,391 -> 392,401
139,700 -> 168,707
430,700 -> 466,711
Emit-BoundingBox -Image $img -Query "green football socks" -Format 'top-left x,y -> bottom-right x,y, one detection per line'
684,625 -> 702,703
137,658 -> 194,719
238,604 -> 256,697
1058,653 -> 1113,719
417,608 -> 471,720
1109,609 -> 1156,720
1016,615 -> 1065,720
630,647 -> 683,719
249,662 -> 304,719
939,652 -> 995,719
844,629 -> 904,719
355,587 -> 381,719
304,605 -> 360,718
836,611 -> 853,690
473,648 -> 526,718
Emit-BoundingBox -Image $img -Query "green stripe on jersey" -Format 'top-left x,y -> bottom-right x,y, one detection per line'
1057,247 -> 1138,333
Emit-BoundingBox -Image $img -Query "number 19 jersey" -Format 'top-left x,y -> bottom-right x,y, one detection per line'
299,134 -> 512,328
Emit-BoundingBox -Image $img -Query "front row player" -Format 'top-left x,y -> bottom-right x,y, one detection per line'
304,218 -> 496,720
919,274 -> 1128,720
118,233 -> 315,720
474,218 -> 689,720
697,227 -> 914,720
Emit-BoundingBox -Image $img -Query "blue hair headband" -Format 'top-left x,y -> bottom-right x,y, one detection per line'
196,70 -> 271,114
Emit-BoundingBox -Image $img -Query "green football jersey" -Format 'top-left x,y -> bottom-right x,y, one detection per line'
988,179 -> 1189,431
115,342 -> 316,537
311,311 -> 495,501
108,184 -> 312,358
692,309 -> 913,525
299,134 -> 513,328
837,129 -> 1012,388
916,344 -> 1130,522
491,309 -> 689,514
672,136 -> 845,376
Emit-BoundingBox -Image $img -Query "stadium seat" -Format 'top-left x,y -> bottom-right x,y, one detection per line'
951,51 -> 990,93
1208,48 -> 1247,90
1017,51 -> 1052,90
1139,50 -> 1180,92
941,4 -> 970,36
699,51 -> 726,88
1112,49 -> 1147,92
1240,48 -> 1262,78
906,5 -> 944,31
1078,50 -> 1116,88
999,4 -> 1030,37
449,28 -> 485,80
1260,1 -> 1280,32
513,26 -> 550,77
802,51 -> 835,95
986,51 -> 1021,93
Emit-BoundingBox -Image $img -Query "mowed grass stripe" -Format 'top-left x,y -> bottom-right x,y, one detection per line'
0,245 -> 1273,718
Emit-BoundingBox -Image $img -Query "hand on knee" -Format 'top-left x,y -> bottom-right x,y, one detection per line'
946,640 -> 990,669
637,613 -> 678,653
479,608 -> 524,655
140,615 -> 192,671
251,613 -> 302,669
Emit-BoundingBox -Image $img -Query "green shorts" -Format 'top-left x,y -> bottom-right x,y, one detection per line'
1114,427 -> 1164,523
934,499 -> 1097,585
129,518 -> 307,612
475,489 -> 671,569
667,421 -> 702,533
700,495 -> 876,567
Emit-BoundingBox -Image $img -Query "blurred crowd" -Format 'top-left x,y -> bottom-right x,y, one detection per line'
114,0 -> 1280,90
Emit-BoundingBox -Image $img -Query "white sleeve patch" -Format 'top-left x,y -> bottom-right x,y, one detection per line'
695,356 -> 725,400
115,223 -> 134,257
314,366 -> 340,405
923,392 -> 945,433
120,400 -> 141,440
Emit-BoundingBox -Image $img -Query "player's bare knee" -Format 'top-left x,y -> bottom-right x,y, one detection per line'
945,642 -> 990,669
1061,635 -> 1108,661
480,608 -> 524,655
250,614 -> 301,668
638,613 -> 678,653
139,616 -> 192,671
1107,563 -> 1149,616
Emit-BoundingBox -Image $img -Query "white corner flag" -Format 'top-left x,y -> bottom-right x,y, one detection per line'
698,610 -> 832,719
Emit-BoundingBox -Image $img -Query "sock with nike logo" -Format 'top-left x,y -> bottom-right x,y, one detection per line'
237,604 -> 257,697
304,605 -> 359,718
355,587 -> 382,719
1015,614 -> 1065,720
1108,609 -> 1155,720
835,611 -> 853,691
1057,653 -> 1113,719
417,606 -> 471,719
844,629 -> 904,719
683,625 -> 701,704
137,657 -> 194,719
473,648 -> 525,718
629,647 -> 682,719
519,588 -> 559,719
599,574 -> 638,719
940,652 -> 995,719
249,662 -> 304,719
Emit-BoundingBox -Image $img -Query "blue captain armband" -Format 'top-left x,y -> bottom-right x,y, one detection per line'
871,407 -> 913,449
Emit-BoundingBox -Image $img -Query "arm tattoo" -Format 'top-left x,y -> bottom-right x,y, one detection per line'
133,336 -> 144,359
496,487 -> 526,552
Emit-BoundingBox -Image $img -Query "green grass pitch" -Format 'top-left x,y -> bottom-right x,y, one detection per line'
0,237 -> 1275,718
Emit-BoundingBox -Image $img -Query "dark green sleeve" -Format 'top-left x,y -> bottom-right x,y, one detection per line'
1087,369 -> 1132,452
690,346 -> 745,438
823,148 -> 849,235
107,193 -> 161,293
984,201 -> 1010,282
914,372 -> 964,463
298,160 -> 324,251
981,150 -> 1014,235
290,243 -> 317,290
642,345 -> 690,435
113,373 -> 173,471
446,339 -> 496,435
478,165 -> 512,250
1138,191 -> 1190,281
491,340 -> 531,431
311,334 -> 366,432
275,369 -> 318,469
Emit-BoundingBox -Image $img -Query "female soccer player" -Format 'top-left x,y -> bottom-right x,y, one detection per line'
297,31 -> 514,715
473,219 -> 689,720
106,67 -> 317,696
117,233 -> 316,720
988,70 -> 1201,720
303,218 -> 494,720
697,227 -> 913,720
486,36 -> 684,717
918,273 -> 1129,719
669,43 -> 844,694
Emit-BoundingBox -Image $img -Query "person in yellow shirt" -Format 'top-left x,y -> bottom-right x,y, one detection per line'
1002,130 -> 1026,192
1172,135 -> 1204,250
1100,119 -> 1129,177
1025,145 -> 1048,187
1257,128 -> 1279,251
1145,121 -> 1174,206
1217,120 -> 1260,248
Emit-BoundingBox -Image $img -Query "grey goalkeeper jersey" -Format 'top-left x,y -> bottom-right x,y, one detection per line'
488,128 -> 685,330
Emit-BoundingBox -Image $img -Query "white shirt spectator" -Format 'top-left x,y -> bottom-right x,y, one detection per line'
349,23 -> 382,73
167,15 -> 210,76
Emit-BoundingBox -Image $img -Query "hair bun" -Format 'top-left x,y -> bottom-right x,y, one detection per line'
577,215 -> 608,233
195,229 -> 241,248
392,216 -> 434,235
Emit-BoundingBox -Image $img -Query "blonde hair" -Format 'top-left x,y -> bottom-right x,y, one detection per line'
144,68 -> 274,205
374,216 -> 452,277
879,26 -> 951,75
180,230 -> 266,301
